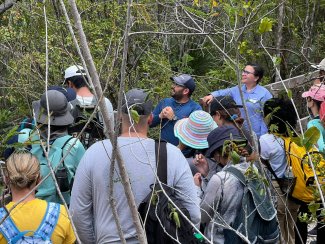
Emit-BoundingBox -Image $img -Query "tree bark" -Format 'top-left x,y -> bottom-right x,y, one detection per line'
275,1 -> 285,82
0,0 -> 17,14
67,0 -> 147,243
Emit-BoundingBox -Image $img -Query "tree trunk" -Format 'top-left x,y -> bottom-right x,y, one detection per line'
275,1 -> 285,82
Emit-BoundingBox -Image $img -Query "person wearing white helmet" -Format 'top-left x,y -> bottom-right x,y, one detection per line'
64,65 -> 114,147
311,58 -> 325,85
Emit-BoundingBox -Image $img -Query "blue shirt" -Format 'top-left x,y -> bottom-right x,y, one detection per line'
150,98 -> 202,145
211,84 -> 273,138
307,118 -> 325,152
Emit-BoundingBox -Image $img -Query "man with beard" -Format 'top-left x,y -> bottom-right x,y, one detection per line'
150,74 -> 202,146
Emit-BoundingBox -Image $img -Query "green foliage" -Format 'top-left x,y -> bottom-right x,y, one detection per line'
258,17 -> 274,34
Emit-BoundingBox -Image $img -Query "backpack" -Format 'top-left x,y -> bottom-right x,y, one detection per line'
223,166 -> 279,244
0,202 -> 60,243
69,99 -> 105,149
138,141 -> 201,244
280,137 -> 325,203
30,135 -> 74,203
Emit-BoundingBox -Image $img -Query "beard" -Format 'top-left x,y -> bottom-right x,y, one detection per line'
171,90 -> 184,101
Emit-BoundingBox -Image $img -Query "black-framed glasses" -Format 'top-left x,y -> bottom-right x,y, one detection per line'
242,70 -> 255,75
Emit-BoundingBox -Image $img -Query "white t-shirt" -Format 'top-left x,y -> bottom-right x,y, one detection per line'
76,95 -> 114,130
259,133 -> 287,178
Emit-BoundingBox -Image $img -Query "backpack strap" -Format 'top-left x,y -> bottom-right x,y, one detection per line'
155,141 -> 167,185
0,208 -> 33,244
59,136 -> 75,168
224,166 -> 246,185
34,202 -> 60,240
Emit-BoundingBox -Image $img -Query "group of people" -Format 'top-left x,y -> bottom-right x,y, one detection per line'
0,59 -> 325,243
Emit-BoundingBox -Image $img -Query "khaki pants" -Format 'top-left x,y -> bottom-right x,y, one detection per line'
272,180 -> 300,244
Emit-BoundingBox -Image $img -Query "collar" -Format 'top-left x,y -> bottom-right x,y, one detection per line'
242,84 -> 258,93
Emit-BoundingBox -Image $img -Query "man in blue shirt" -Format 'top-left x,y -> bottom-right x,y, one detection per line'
150,74 -> 202,145
203,64 -> 273,138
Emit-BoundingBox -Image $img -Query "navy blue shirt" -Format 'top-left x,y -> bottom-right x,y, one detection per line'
150,98 -> 202,145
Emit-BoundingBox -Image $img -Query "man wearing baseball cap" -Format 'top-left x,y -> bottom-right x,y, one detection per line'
63,65 -> 114,146
70,88 -> 200,243
311,58 -> 325,85
150,74 -> 202,146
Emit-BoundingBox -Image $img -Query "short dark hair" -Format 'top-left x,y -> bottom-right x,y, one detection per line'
65,75 -> 88,89
263,98 -> 297,135
246,63 -> 264,83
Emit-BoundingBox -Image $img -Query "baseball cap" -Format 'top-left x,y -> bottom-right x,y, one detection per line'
311,58 -> 325,71
122,89 -> 153,115
33,90 -> 74,126
64,65 -> 86,79
48,86 -> 76,102
174,111 -> 217,149
302,85 -> 325,102
205,125 -> 246,158
210,96 -> 243,116
171,74 -> 196,93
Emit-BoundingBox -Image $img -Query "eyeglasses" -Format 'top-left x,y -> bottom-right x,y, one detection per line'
242,70 -> 255,75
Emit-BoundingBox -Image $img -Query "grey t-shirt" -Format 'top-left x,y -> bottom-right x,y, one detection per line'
70,137 -> 200,244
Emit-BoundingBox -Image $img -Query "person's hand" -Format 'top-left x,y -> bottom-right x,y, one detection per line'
202,95 -> 214,105
193,173 -> 202,187
159,106 -> 175,120
193,154 -> 209,177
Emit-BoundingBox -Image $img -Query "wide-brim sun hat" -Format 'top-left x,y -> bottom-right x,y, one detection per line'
174,110 -> 217,149
33,90 -> 74,126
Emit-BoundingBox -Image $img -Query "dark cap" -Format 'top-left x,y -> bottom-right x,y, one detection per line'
48,86 -> 76,102
33,90 -> 74,126
122,89 -> 153,115
210,96 -> 243,116
171,74 -> 196,93
205,125 -> 245,158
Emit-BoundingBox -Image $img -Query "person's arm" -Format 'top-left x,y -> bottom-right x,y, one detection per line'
70,154 -> 95,244
210,87 -> 233,98
150,100 -> 164,127
169,145 -> 201,225
104,97 -> 115,130
200,174 -> 223,224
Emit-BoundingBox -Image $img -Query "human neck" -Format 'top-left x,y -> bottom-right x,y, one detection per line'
76,87 -> 94,97
245,83 -> 257,91
11,187 -> 36,203
120,127 -> 148,138
174,96 -> 190,104
311,106 -> 319,117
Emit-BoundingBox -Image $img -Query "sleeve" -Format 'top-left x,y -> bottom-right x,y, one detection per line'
307,120 -> 325,152
168,145 -> 201,225
210,87 -> 233,98
64,139 -> 86,184
259,135 -> 271,160
70,153 -> 96,244
259,89 -> 273,136
150,100 -> 164,127
60,206 -> 77,244
104,97 -> 115,131
200,174 -> 223,224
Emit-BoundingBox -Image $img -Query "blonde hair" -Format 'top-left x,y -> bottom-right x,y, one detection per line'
6,153 -> 40,189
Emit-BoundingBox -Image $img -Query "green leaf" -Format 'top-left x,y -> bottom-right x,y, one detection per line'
230,151 -> 241,164
258,17 -> 274,34
303,126 -> 320,151
291,137 -> 303,147
172,211 -> 181,228
130,109 -> 140,124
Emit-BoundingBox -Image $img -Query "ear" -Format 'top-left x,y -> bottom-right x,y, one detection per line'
183,88 -> 190,96
147,113 -> 153,125
254,76 -> 259,83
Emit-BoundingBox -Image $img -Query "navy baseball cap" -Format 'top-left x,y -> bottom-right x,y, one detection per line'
171,74 -> 196,93
210,96 -> 243,116
48,86 -> 76,102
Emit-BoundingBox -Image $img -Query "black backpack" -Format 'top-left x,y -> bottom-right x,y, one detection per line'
69,100 -> 105,149
138,141 -> 201,244
223,166 -> 279,243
